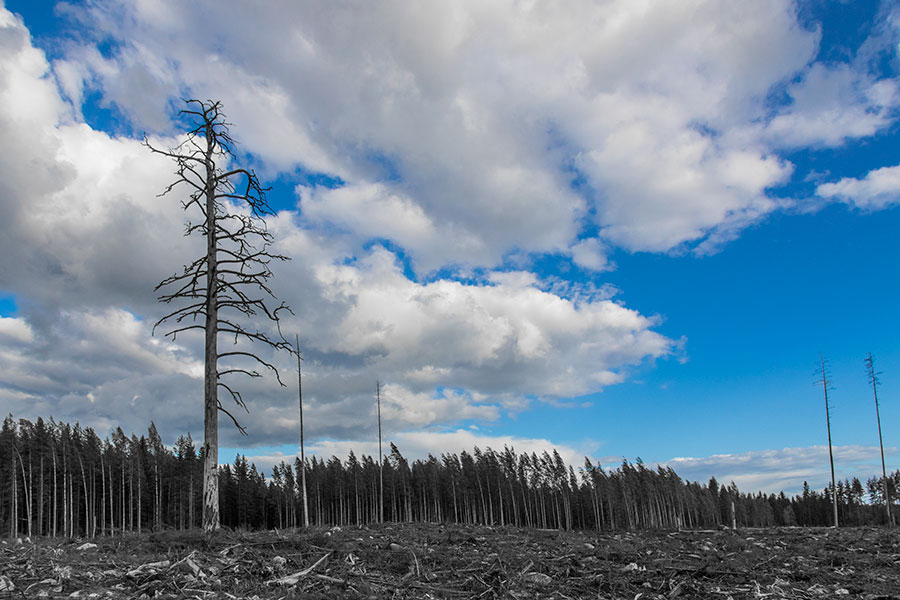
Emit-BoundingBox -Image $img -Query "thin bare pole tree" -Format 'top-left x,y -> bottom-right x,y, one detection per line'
865,352 -> 892,526
296,335 -> 309,528
817,353 -> 838,528
377,381 -> 384,524
145,99 -> 292,533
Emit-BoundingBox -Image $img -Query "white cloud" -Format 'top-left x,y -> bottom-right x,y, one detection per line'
660,445 -> 897,495
244,439 -> 895,500
41,0 -> 894,266
765,63 -> 899,148
486,270 -> 539,288
313,248 -> 670,397
0,8 -> 672,448
817,164 -> 900,210
304,429 -> 588,470
0,317 -> 32,344
236,429 -> 594,480
0,12 -> 196,316
570,238 -> 612,272
379,385 -> 500,427
300,182 -> 443,266
0,307 -> 203,437
5,1 -> 900,477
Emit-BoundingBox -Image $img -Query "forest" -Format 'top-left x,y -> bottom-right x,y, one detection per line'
1,414 -> 897,539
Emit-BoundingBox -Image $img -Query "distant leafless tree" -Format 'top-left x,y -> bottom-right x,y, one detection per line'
377,380 -> 384,524
145,99 -> 292,533
865,352 -> 892,526
817,353 -> 838,528
296,335 -> 309,528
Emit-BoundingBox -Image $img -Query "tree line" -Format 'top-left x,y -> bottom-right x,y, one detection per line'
1,414 -> 896,537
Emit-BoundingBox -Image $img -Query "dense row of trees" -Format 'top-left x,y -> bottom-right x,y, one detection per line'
1,415 -> 896,537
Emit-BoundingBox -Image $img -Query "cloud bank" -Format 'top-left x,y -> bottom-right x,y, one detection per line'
0,5 -> 671,448
661,445 -> 898,496
1,0 -> 899,467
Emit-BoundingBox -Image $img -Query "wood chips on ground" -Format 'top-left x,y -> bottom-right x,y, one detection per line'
1,524 -> 898,599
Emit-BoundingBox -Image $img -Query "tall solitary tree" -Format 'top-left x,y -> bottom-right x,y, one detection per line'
376,381 -> 384,524
817,353 -> 838,528
296,335 -> 309,528
145,99 -> 292,533
865,352 -> 892,526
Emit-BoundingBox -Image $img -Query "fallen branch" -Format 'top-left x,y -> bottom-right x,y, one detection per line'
268,551 -> 332,585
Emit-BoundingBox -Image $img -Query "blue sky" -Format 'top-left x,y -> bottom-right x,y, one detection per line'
2,0 -> 900,495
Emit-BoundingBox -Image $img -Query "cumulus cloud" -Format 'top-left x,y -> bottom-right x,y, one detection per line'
570,239 -> 612,272
0,13 -> 196,316
242,428 -> 589,478
309,248 -> 670,398
299,183 -> 445,267
242,439 -> 891,500
660,445 -> 897,495
765,63 -> 900,148
816,164 -> 900,210
31,0 -> 895,267
0,7 -> 672,448
4,0 -> 900,461
0,316 -> 32,344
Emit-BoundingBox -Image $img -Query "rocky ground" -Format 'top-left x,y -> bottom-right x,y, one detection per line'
1,524 -> 898,599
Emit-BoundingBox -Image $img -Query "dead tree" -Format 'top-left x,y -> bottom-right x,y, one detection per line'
865,352 -> 892,526
296,335 -> 309,528
145,99 -> 292,533
377,381 -> 384,524
817,354 -> 838,528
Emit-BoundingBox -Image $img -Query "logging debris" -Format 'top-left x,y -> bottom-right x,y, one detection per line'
0,523 -> 898,599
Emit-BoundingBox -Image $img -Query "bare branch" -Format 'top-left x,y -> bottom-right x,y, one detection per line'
216,401 -> 248,436
159,324 -> 205,339
218,368 -> 261,378
219,350 -> 287,387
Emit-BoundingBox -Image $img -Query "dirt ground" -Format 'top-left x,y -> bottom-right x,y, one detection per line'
1,524 -> 898,599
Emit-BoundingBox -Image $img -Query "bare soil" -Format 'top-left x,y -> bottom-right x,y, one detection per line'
1,524 -> 898,599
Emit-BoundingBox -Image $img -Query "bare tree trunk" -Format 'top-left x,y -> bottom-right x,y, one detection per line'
91,465 -> 96,537
377,381 -> 384,524
355,473 -> 361,527
866,353 -> 893,526
118,458 -> 124,533
78,452 -> 88,537
68,461 -> 74,538
62,447 -> 68,538
297,335 -> 309,528
13,446 -> 31,537
202,127 -> 220,534
137,461 -> 142,534
128,456 -> 135,532
520,481 -> 529,528
52,447 -> 57,537
108,463 -> 114,535
27,450 -> 33,538
155,460 -> 160,531
146,100 -> 292,534
99,454 -> 105,536
451,476 -> 458,523
188,468 -> 196,529
476,472 -> 486,525
819,354 -> 839,528
38,453 -> 44,536
10,454 -> 17,537
485,476 -> 494,525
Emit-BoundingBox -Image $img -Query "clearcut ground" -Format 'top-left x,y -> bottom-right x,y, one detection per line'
1,524 -> 898,599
